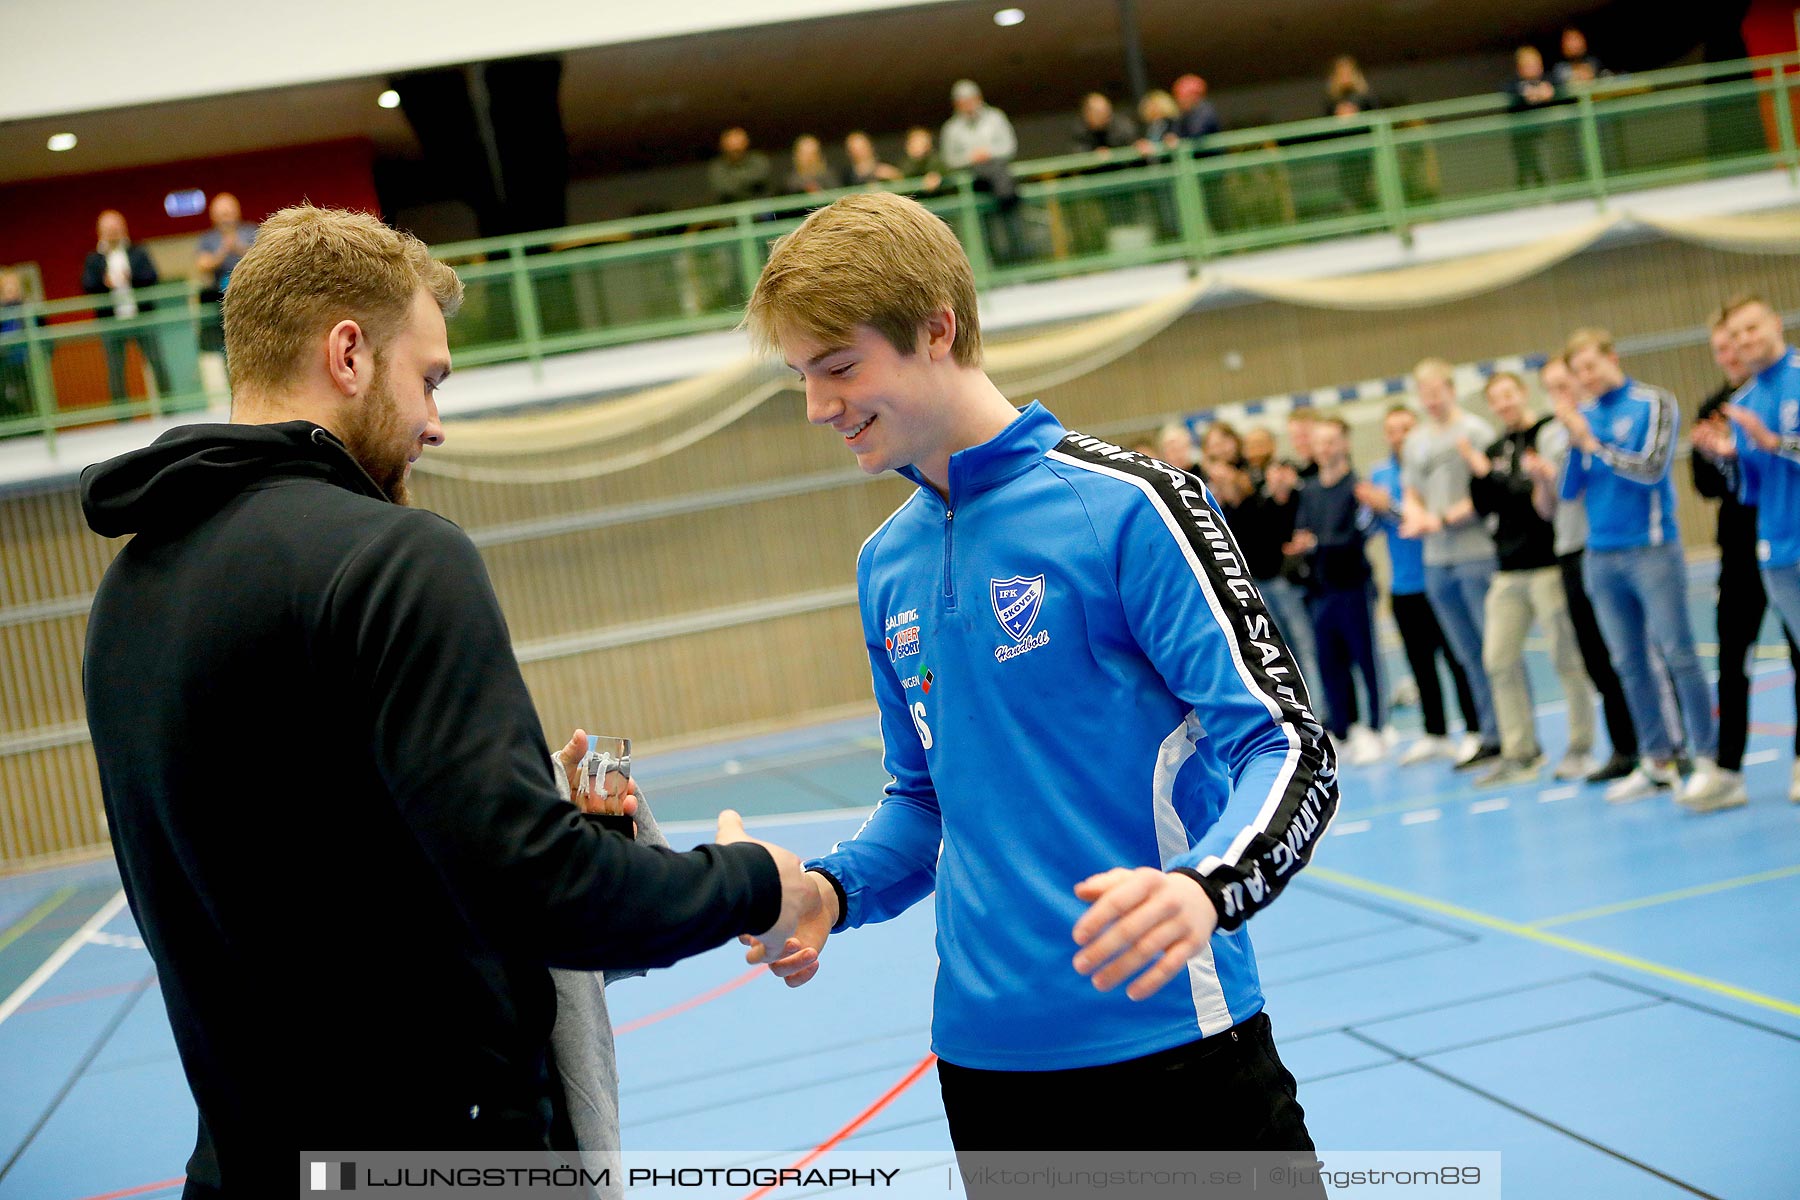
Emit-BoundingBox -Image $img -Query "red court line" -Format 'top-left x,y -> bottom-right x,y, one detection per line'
73,1176 -> 185,1200
613,965 -> 767,1035
743,1052 -> 939,1200
18,979 -> 150,1016
1747,723 -> 1796,736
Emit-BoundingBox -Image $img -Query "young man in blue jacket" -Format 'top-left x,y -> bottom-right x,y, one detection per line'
1557,328 -> 1736,810
1694,295 -> 1800,804
742,192 -> 1335,1157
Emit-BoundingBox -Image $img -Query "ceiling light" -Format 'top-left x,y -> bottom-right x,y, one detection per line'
47,132 -> 77,152
378,89 -> 401,109
994,8 -> 1025,27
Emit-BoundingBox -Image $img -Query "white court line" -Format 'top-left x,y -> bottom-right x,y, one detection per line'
1400,808 -> 1442,825
1332,820 -> 1374,836
1470,798 -> 1511,814
1538,786 -> 1580,803
0,889 -> 127,1026
1744,750 -> 1782,767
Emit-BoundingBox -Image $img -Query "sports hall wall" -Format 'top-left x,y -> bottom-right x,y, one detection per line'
1,231 -> 1793,870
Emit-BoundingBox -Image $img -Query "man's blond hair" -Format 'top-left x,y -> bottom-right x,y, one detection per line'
745,192 -> 981,367
223,205 -> 462,397
1564,327 -> 1615,359
1412,357 -> 1456,386
1718,293 -> 1771,326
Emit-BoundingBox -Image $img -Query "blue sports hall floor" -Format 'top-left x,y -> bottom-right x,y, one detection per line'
1,559 -> 1795,1199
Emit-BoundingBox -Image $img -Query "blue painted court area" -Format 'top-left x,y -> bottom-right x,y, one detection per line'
1,563 -> 1796,1199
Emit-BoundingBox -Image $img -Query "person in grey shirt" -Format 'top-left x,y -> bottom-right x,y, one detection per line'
941,80 -> 1028,260
1399,358 -> 1501,767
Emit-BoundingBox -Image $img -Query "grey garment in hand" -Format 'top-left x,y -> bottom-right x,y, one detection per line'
549,793 -> 672,1192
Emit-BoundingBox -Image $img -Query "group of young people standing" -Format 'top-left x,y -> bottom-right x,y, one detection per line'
1185,300 -> 1800,812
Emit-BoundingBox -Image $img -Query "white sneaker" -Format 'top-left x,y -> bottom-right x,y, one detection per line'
1345,725 -> 1385,766
1456,732 -> 1483,762
1790,761 -> 1800,804
1679,758 -> 1737,808
1400,735 -> 1451,766
1680,769 -> 1748,813
1605,760 -> 1678,804
1381,725 -> 1405,750
1554,750 -> 1597,781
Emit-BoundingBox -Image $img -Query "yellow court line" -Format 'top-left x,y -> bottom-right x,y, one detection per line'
1306,866 -> 1800,1019
1529,864 -> 1800,929
0,887 -> 76,955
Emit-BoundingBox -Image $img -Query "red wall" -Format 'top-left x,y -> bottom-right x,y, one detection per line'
0,139 -> 381,301
1743,0 -> 1799,57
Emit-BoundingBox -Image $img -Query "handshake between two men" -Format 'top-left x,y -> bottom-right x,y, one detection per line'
551,729 -> 1221,1004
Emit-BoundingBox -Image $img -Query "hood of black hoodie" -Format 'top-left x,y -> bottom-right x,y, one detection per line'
80,421 -> 389,538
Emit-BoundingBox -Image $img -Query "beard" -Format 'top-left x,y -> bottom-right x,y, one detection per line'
339,359 -> 413,506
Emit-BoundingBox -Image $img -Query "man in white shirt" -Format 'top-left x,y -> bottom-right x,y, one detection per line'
79,210 -> 170,405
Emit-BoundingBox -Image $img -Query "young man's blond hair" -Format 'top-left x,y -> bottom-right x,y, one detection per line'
223,205 -> 462,400
1564,327 -> 1615,359
1412,356 -> 1456,386
744,192 -> 982,367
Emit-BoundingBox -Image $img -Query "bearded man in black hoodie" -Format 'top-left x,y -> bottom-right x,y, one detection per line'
80,206 -> 819,1197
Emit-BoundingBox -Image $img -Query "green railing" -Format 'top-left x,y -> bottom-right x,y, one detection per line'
4,53 -> 1797,451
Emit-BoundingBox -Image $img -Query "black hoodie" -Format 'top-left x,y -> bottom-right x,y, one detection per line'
81,422 -> 779,1197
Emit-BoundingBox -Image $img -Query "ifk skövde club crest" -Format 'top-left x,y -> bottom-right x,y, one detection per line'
989,574 -> 1046,643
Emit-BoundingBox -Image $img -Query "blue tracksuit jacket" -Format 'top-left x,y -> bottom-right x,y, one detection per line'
808,403 -> 1338,1071
1559,378 -> 1682,551
1731,346 -> 1800,569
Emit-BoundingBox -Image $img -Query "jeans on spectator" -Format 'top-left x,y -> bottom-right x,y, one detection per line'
1391,590 -> 1480,738
1309,586 -> 1382,739
1582,542 -> 1717,761
1260,574 -> 1324,720
1717,557 -> 1800,771
1423,558 -> 1498,743
1482,565 -> 1595,762
1761,563 -> 1800,703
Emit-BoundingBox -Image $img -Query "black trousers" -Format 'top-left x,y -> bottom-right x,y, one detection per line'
1717,558 -> 1800,771
1391,591 -> 1478,738
1558,550 -> 1638,759
938,1012 -> 1316,1154
1310,587 -> 1381,739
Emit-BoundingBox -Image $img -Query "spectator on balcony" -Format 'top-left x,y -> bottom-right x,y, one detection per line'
844,131 -> 903,187
786,135 -> 842,196
194,192 -> 259,355
195,193 -> 258,299
708,127 -> 774,206
1136,90 -> 1180,154
1552,26 -> 1610,89
1070,92 -> 1139,158
941,79 -> 1027,260
1325,56 -> 1380,118
80,209 -> 170,404
1,269 -> 35,420
1324,57 -> 1380,212
1506,46 -> 1560,189
1171,74 -> 1223,143
899,126 -> 948,195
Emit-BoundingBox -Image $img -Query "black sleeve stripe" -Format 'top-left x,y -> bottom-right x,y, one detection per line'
1597,385 -> 1677,483
1046,436 -> 1339,930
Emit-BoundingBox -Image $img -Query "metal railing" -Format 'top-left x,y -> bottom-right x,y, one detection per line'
4,53 -> 1796,453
